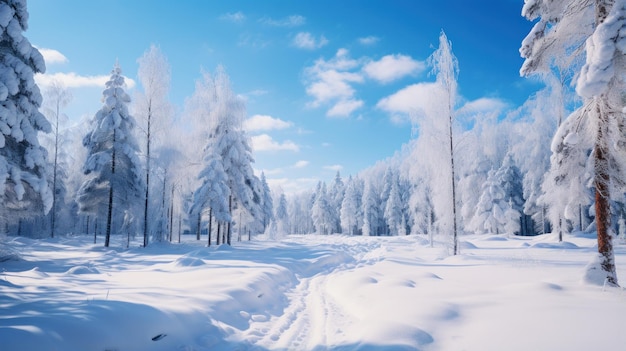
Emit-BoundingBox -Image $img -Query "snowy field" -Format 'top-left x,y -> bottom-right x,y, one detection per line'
1,233 -> 625,351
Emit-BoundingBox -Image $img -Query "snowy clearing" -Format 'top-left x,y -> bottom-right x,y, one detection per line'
1,233 -> 625,351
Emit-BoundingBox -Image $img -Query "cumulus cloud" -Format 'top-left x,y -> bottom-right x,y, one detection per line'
363,54 -> 425,84
376,82 -> 440,116
244,114 -> 293,132
35,72 -> 136,89
251,134 -> 300,152
292,32 -> 328,50
457,97 -> 509,115
304,49 -> 364,117
262,15 -> 306,27
358,36 -> 380,45
219,11 -> 246,23
293,160 -> 309,168
327,99 -> 364,117
36,47 -> 68,65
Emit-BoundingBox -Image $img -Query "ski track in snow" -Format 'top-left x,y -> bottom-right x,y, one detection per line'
247,237 -> 380,350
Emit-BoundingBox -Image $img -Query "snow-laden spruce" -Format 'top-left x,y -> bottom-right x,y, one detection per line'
76,63 -> 144,247
0,0 -> 52,222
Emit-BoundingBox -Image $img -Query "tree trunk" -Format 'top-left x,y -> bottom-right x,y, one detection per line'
217,222 -> 221,245
207,208 -> 212,247
592,0 -> 619,287
594,100 -> 618,286
143,102 -> 152,247
448,104 -> 459,255
196,211 -> 201,241
105,130 -> 117,248
227,195 -> 232,245
51,100 -> 59,239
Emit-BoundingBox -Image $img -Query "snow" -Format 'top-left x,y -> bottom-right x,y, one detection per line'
1,233 -> 625,350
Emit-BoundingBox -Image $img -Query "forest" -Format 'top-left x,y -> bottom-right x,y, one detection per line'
0,1 -> 624,287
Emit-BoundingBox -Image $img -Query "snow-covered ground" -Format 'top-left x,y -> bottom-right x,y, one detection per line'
1,232 -> 625,351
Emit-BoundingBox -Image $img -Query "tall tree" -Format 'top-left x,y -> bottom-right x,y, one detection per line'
42,80 -> 71,238
188,67 -> 260,244
76,63 -> 143,247
340,175 -> 363,235
135,44 -> 172,247
275,192 -> 288,236
259,172 -> 273,232
0,0 -> 52,224
521,0 -> 625,286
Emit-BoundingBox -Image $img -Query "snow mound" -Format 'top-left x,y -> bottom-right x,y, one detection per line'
482,235 -> 509,241
172,256 -> 206,267
460,240 -> 478,249
0,242 -> 20,262
64,266 -> 100,275
22,267 -> 49,278
532,241 -> 579,249
582,254 -> 618,287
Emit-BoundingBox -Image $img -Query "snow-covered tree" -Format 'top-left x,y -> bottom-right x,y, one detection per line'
341,175 -> 363,235
188,67 -> 260,244
468,170 -> 509,234
275,192 -> 288,236
384,173 -> 404,236
259,172 -> 273,232
328,171 -> 345,233
41,80 -> 71,237
410,31 -> 460,253
76,63 -> 144,247
495,153 -> 525,233
521,0 -> 626,286
0,0 -> 52,225
135,44 -> 172,246
312,182 -> 333,234
362,180 -> 380,236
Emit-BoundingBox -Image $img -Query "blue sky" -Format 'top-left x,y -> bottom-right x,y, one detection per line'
27,0 -> 538,193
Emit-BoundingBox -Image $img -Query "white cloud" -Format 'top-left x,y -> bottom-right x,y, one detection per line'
327,99 -> 364,117
244,115 -> 293,132
35,72 -> 136,89
293,160 -> 309,168
324,164 -> 343,172
251,134 -> 300,152
37,48 -> 68,65
292,32 -> 328,50
363,54 -> 425,84
358,36 -> 380,45
219,11 -> 246,23
457,97 -> 509,115
376,82 -> 440,116
304,49 -> 365,117
262,15 -> 306,27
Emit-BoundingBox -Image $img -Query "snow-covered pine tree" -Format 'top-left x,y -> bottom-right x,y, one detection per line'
495,153 -> 525,234
259,172 -> 273,232
384,173 -> 404,236
76,63 -> 144,247
275,192 -> 288,236
190,66 -> 260,245
312,182 -> 333,234
0,0 -> 52,225
190,154 -> 230,246
362,180 -> 380,237
328,171 -> 345,233
468,169 -> 509,234
340,175 -> 362,235
521,0 -> 626,286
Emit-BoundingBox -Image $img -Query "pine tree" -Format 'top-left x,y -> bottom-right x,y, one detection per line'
0,0 -> 52,223
362,180 -> 380,237
384,174 -> 404,236
521,0 -> 625,286
76,63 -> 144,247
341,176 -> 362,235
259,172 -> 273,232
275,192 -> 288,235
